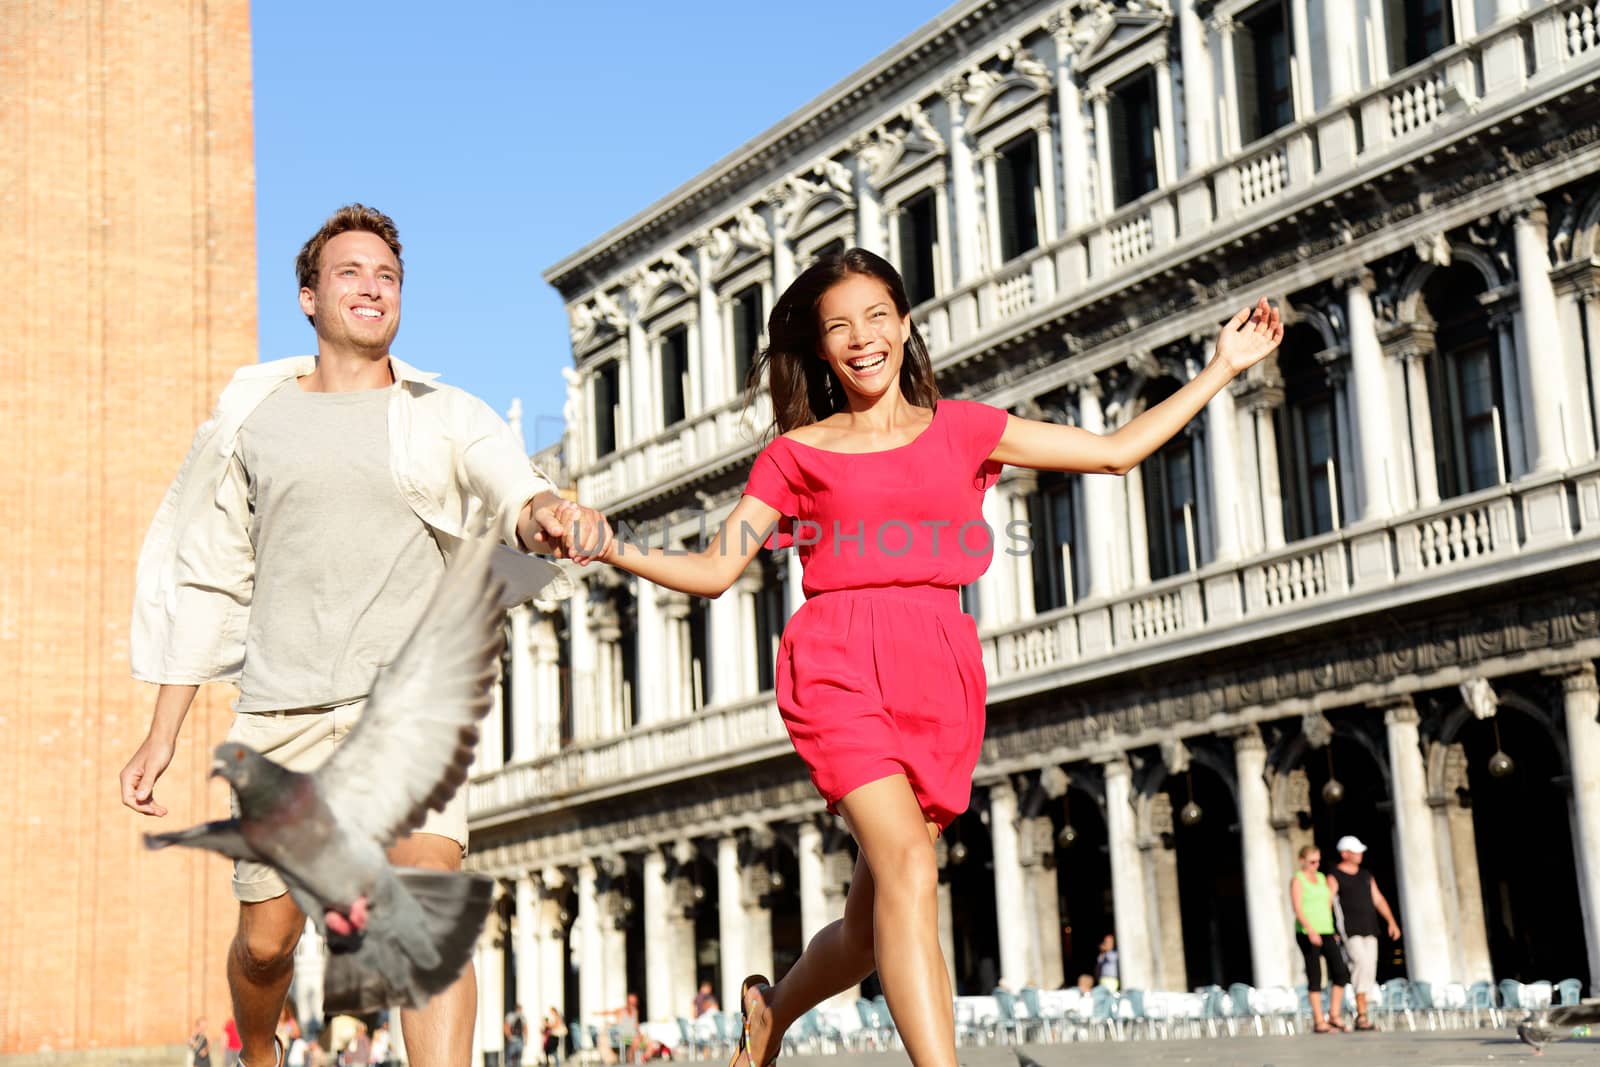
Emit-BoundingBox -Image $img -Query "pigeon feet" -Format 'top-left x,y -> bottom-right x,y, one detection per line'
324,895 -> 370,937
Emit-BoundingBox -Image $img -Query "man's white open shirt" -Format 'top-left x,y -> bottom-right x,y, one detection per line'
131,354 -> 575,686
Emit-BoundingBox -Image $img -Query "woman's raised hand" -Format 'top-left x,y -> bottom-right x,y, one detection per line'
1214,297 -> 1285,376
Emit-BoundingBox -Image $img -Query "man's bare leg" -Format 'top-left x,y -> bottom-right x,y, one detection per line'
229,894 -> 306,1067
391,832 -> 475,1067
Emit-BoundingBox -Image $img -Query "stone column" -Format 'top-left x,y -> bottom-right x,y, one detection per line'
568,579 -> 595,740
1090,89 -> 1115,216
1233,728 -> 1291,987
531,614 -> 562,756
708,569 -> 745,705
741,833 -> 776,986
1272,767 -> 1316,981
989,779 -> 1032,987
661,591 -> 693,719
1021,815 -> 1066,989
1429,743 -> 1493,985
1077,375 -> 1120,597
820,838 -> 860,1011
1102,756 -> 1154,990
1213,15 -> 1242,156
944,83 -> 984,285
1555,663 -> 1600,985
1048,21 -> 1092,229
1513,201 -> 1573,473
479,904 -> 507,1060
1154,57 -> 1177,187
736,568 -> 765,695
1401,352 -> 1442,506
1287,0 -> 1314,116
978,482 -> 1020,626
981,150 -> 1003,271
539,869 -> 571,1025
717,834 -> 746,1010
696,239 -> 726,407
1034,118 -> 1060,244
1177,0 -> 1216,171
797,819 -> 829,944
600,870 -> 629,1013
1384,698 -> 1453,987
770,202 -> 797,293
578,861 -> 605,1022
480,667 -> 506,772
1141,792 -> 1188,992
517,874 -> 542,1024
1323,0 -> 1360,102
509,605 -> 535,762
635,577 -> 665,726
1005,471 -> 1039,619
853,151 -> 884,255
627,315 -> 651,444
644,848 -> 676,1020
1345,271 -> 1397,522
1205,347 -> 1244,563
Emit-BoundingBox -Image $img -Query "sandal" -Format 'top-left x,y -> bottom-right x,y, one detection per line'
729,974 -> 776,1067
1329,1016 -> 1348,1031
1312,1021 -> 1333,1034
1355,1014 -> 1376,1031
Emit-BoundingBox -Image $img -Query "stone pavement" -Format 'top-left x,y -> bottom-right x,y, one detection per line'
761,1031 -> 1600,1067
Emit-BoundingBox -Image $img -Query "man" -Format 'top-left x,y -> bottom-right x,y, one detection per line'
1329,835 -> 1401,1031
691,981 -> 718,1019
1095,934 -> 1119,992
190,1018 -> 213,1067
506,1004 -> 528,1067
119,204 -> 611,1067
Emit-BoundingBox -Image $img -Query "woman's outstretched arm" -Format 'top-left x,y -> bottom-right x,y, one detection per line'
989,298 -> 1284,475
563,494 -> 784,599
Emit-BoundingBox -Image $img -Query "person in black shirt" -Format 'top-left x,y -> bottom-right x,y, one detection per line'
1330,836 -> 1401,1030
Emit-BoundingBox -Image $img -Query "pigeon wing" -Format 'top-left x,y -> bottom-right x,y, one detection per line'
316,537 -> 507,849
1549,1003 -> 1600,1028
144,818 -> 259,862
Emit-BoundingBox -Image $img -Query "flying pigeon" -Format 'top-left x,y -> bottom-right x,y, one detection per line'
145,536 -> 508,1012
1516,1002 -> 1600,1055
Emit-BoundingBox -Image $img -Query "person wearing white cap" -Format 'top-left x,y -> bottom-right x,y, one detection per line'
1330,835 -> 1401,1031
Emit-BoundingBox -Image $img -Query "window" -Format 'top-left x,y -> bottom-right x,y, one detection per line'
1275,333 -> 1342,542
898,191 -> 939,306
753,554 -> 788,691
688,596 -> 709,712
729,285 -> 764,395
995,134 -> 1041,262
1422,265 -> 1504,499
1385,0 -> 1454,70
1141,382 -> 1198,579
660,325 -> 690,427
1027,474 -> 1080,611
594,359 -> 620,458
1109,73 -> 1160,207
1236,0 -> 1294,144
810,238 -> 846,264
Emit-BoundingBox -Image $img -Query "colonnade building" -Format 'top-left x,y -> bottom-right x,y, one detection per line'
465,0 -> 1600,1053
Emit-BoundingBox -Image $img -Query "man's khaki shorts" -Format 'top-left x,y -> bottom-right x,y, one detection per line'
225,699 -> 469,904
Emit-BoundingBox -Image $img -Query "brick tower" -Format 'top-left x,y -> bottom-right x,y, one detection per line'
0,2 -> 257,1060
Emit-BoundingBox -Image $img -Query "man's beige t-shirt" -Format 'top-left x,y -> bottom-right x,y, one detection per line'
233,380 -> 445,712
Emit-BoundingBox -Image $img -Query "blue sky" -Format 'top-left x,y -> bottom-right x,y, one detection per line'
252,1 -> 950,453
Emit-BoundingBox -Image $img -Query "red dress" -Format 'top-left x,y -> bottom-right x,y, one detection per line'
742,399 -> 1009,828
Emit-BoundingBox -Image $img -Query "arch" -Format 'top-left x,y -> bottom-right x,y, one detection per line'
965,75 -> 1050,133
642,282 -> 692,320
1267,718 -> 1393,823
790,191 -> 852,240
1394,243 -> 1504,325
1566,184 -> 1600,263
1426,688 -> 1568,797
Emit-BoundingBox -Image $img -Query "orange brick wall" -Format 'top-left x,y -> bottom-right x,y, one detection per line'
0,0 -> 257,1056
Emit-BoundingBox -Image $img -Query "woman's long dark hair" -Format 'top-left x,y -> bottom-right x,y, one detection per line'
745,247 -> 939,440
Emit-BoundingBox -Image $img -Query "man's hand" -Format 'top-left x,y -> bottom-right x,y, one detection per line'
1387,920 -> 1401,940
1306,931 -> 1323,947
551,499 -> 614,565
119,734 -> 176,816
1213,297 -> 1285,376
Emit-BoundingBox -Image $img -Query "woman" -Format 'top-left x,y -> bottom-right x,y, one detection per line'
559,248 -> 1282,1067
1291,844 -> 1351,1032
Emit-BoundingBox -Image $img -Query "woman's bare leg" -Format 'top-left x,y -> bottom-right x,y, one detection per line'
741,776 -> 949,1067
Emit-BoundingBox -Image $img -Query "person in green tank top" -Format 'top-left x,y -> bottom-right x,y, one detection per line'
1290,845 -> 1352,1032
